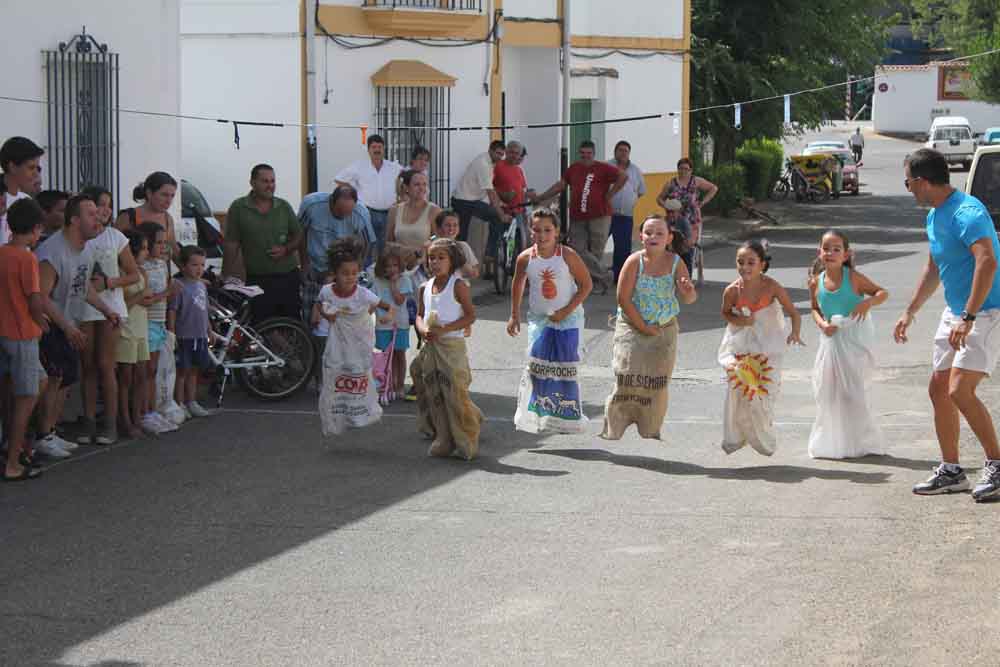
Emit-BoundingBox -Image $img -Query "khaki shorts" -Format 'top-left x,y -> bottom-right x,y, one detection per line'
932,307 -> 1000,375
117,333 -> 151,364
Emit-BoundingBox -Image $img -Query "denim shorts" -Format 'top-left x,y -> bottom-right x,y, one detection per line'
0,337 -> 46,396
375,328 -> 410,352
176,337 -> 212,370
148,321 -> 168,353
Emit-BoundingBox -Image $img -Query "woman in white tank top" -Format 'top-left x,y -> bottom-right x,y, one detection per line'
506,210 -> 593,434
411,238 -> 483,459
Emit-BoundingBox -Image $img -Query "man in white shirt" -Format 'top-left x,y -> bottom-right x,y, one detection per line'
0,136 -> 44,244
451,140 -> 509,271
849,127 -> 865,163
608,140 -> 647,283
334,134 -> 402,254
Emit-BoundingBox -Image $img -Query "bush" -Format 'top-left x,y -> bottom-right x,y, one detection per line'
701,162 -> 746,216
736,138 -> 784,201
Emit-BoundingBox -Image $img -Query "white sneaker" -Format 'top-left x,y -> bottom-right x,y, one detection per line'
186,401 -> 213,418
34,433 -> 72,459
140,414 -> 168,435
48,431 -> 79,451
163,408 -> 186,426
152,413 -> 178,432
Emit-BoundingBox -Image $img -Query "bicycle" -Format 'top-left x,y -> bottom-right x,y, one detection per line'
769,160 -> 794,201
206,285 -> 316,406
494,206 -> 531,295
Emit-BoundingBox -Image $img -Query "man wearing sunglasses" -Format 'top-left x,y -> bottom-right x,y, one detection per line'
894,148 -> 1000,502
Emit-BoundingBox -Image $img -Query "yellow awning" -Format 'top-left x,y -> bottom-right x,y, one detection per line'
371,60 -> 456,88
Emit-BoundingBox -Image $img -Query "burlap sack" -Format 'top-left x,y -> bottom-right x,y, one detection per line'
600,316 -> 678,440
410,337 -> 483,459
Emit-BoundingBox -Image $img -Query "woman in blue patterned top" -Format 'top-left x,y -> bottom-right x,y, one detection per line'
601,214 -> 697,440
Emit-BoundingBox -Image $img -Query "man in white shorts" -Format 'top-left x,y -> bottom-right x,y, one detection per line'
894,148 -> 1000,502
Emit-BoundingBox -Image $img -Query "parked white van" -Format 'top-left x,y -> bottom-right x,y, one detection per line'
926,116 -> 976,170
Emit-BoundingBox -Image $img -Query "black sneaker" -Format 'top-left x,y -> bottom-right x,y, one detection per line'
971,461 -> 1000,503
913,465 -> 970,495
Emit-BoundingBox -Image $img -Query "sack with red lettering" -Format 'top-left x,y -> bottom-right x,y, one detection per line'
318,307 -> 382,436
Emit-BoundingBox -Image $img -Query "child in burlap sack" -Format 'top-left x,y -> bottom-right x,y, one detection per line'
410,238 -> 483,459
601,215 -> 697,440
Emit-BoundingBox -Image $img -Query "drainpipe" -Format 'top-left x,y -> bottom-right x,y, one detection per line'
305,0 -> 319,193
559,0 -> 571,234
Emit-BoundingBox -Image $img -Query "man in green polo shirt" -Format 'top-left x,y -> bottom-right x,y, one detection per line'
223,163 -> 303,322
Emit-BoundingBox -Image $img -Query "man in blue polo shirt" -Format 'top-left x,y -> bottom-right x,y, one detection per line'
894,148 -> 1000,501
297,185 -> 376,321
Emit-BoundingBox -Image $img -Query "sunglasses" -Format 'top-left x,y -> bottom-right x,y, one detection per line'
904,176 -> 923,190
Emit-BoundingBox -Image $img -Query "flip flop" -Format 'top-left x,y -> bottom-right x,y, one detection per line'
3,466 -> 43,482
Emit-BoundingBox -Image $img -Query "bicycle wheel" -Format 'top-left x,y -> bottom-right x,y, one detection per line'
236,317 -> 315,401
493,232 -> 508,295
693,244 -> 705,286
769,178 -> 790,201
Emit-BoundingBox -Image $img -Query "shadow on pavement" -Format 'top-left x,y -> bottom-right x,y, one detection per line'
0,389 -> 563,665
533,448 -> 893,485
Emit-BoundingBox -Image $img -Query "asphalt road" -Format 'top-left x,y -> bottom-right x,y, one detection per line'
3,125 -> 998,666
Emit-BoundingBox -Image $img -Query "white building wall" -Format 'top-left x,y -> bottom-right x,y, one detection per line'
569,51 -> 684,175
181,0 -> 302,212
504,0 -> 558,20
1,0 -> 181,213
314,39 -> 492,203
501,47 -> 561,188
572,0 -> 683,39
873,66 -> 1000,136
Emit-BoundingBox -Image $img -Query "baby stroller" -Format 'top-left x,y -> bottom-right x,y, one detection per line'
372,326 -> 396,405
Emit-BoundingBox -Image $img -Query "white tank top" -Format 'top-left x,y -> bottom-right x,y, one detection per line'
423,273 -> 464,339
527,245 -> 577,315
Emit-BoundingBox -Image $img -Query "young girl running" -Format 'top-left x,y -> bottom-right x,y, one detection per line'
507,209 -> 592,433
372,245 -> 413,400
167,246 -> 215,420
411,238 -> 482,459
718,240 -> 804,456
116,231 -> 152,439
807,229 -> 888,459
137,222 -> 177,432
601,215 -> 697,440
316,237 -> 394,436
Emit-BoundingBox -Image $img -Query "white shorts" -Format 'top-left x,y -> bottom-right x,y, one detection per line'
932,307 -> 1000,375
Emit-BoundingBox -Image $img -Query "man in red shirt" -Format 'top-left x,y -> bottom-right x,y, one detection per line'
493,140 -> 528,217
533,140 -> 625,290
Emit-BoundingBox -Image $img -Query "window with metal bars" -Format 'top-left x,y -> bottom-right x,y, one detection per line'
374,85 -> 451,206
363,0 -> 482,10
43,30 -> 120,206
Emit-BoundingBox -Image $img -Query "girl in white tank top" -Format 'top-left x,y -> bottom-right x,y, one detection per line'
412,238 -> 483,459
506,211 -> 592,434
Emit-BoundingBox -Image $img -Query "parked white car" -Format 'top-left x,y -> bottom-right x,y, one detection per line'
178,179 -> 224,272
926,116 -> 976,170
967,145 -> 1000,230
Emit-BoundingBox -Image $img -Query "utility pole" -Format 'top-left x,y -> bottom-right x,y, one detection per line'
305,0 -> 319,194
560,0 -> 571,235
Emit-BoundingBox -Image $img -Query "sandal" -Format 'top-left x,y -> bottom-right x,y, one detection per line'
3,466 -> 43,482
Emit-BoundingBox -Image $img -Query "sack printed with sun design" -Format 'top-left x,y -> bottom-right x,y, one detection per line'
717,301 -> 788,456
514,245 -> 589,434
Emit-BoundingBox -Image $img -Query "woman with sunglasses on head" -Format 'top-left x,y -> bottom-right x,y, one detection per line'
656,158 -> 719,273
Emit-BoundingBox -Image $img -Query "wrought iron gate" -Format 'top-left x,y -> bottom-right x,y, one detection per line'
374,85 -> 451,206
44,29 -> 120,205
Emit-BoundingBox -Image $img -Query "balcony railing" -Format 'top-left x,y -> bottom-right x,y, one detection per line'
363,0 -> 483,11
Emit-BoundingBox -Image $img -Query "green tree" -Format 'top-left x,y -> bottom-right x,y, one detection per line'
691,0 -> 894,163
908,0 -> 1000,103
